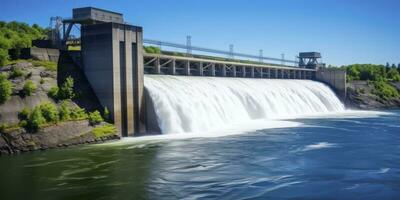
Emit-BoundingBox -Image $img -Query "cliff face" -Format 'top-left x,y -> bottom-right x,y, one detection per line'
345,81 -> 400,109
0,54 -> 119,155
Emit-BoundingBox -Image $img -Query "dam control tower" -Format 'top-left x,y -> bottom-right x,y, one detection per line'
63,7 -> 146,136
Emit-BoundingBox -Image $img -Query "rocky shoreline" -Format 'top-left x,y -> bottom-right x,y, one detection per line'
345,81 -> 400,109
0,120 -> 120,155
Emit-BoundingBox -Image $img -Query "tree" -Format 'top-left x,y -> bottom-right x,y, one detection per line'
0,74 -> 12,104
387,68 -> 400,81
391,64 -> 397,69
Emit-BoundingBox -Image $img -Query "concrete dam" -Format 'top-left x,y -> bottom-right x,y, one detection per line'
56,7 -> 347,136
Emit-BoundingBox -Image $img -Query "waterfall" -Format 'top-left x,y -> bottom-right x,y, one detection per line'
144,75 -> 345,134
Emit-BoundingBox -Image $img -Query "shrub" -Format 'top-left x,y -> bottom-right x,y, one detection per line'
88,110 -> 103,125
372,81 -> 400,100
9,67 -> 23,78
48,86 -> 59,100
31,60 -> 57,71
18,108 -> 30,120
143,46 -> 161,54
26,106 -> 46,132
40,78 -> 44,84
70,107 -> 87,120
58,76 -> 75,100
0,49 -> 8,67
92,124 -> 117,138
0,74 -> 12,104
40,102 -> 58,123
23,80 -> 37,96
103,107 -> 110,122
59,101 -> 71,121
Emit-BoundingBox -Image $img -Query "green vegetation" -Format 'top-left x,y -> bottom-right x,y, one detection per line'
23,80 -> 36,96
47,76 -> 75,100
58,76 -> 75,99
9,67 -> 24,78
59,101 -> 71,121
88,110 -> 103,125
103,107 -> 110,122
343,64 -> 400,81
40,102 -> 58,123
0,21 -> 47,66
70,107 -> 88,121
343,64 -> 400,100
5,59 -> 57,71
143,46 -> 161,54
0,74 -> 12,104
92,124 -> 117,138
372,81 -> 400,100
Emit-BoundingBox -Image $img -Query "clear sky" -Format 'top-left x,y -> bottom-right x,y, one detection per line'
1,0 -> 399,66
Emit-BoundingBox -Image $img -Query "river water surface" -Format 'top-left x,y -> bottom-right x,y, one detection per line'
0,110 -> 400,200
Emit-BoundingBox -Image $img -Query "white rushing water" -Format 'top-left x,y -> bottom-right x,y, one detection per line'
144,75 -> 345,134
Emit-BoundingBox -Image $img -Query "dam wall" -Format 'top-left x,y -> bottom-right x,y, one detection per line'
316,68 -> 347,101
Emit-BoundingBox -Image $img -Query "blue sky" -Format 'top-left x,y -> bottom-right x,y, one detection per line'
1,0 -> 399,66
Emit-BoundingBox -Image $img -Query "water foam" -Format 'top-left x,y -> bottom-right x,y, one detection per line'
144,75 -> 345,134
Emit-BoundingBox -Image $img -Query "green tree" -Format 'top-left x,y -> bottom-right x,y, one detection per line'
23,80 -> 37,96
387,68 -> 400,81
0,74 -> 12,104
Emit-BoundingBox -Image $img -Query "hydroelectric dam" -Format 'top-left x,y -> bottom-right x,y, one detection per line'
53,7 -> 347,136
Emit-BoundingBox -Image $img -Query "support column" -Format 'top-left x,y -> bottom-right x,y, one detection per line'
232,65 -> 236,77
211,63 -> 216,76
221,64 -> 226,77
242,66 -> 246,77
154,57 -> 161,74
170,59 -> 176,75
250,67 -> 255,78
184,60 -> 190,75
267,68 -> 271,78
198,62 -> 204,76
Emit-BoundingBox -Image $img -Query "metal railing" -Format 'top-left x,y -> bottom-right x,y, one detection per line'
143,39 -> 299,66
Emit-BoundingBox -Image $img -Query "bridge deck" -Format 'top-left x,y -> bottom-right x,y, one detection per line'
144,53 -> 316,79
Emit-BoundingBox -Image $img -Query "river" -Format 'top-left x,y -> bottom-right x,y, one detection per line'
0,110 -> 399,200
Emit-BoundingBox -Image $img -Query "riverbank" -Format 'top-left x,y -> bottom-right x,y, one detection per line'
346,81 -> 400,109
0,57 -> 119,155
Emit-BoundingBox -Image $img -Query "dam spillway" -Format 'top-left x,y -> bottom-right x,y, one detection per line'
144,75 -> 345,134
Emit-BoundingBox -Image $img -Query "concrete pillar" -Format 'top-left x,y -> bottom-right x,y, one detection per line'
154,57 -> 161,74
267,68 -> 271,78
242,66 -> 246,77
232,65 -> 236,77
184,60 -> 190,75
221,64 -> 226,77
250,67 -> 255,78
198,62 -> 204,76
211,63 -> 216,76
170,59 -> 176,75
